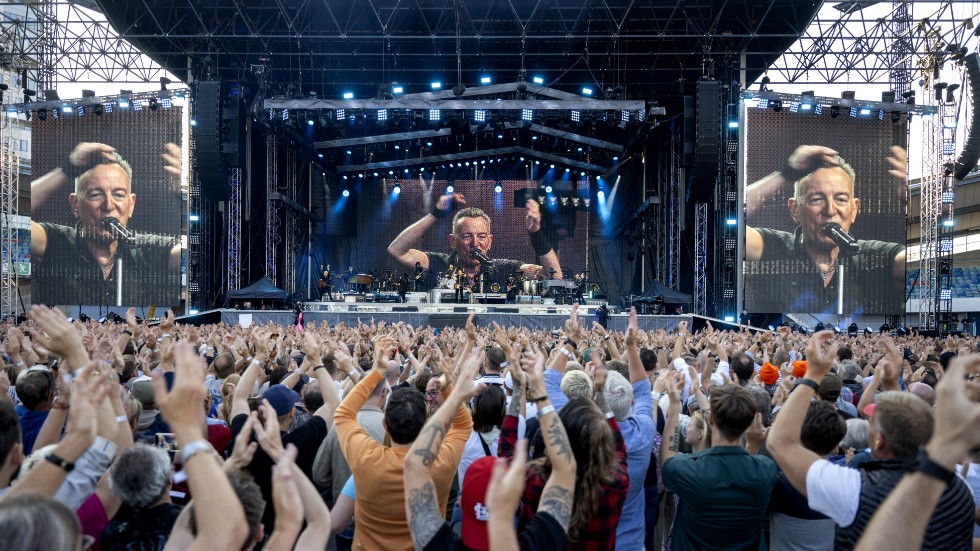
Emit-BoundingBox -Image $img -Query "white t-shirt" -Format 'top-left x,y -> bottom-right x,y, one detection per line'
458,416 -> 526,485
805,458 -> 862,527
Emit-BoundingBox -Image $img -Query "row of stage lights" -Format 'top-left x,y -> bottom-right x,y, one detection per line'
284,107 -> 639,127
337,181 -> 604,203
331,75 -> 606,100
752,89 -> 924,125
11,96 -> 176,121
336,155 -> 612,181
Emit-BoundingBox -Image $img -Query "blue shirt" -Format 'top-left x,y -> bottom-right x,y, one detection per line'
615,378 -> 655,551
543,368 -> 569,411
15,406 -> 49,455
664,446 -> 777,551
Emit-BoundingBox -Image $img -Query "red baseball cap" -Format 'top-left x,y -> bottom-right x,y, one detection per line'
460,457 -> 496,550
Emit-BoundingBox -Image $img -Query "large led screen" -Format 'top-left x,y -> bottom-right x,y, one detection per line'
30,106 -> 182,307
743,105 -> 907,315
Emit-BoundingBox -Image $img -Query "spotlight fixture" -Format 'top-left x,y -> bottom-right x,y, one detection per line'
342,189 -> 350,197
841,91 -> 856,100
890,111 -> 901,123
582,87 -> 594,96
431,82 -> 442,90
93,104 -> 104,116
480,76 -> 491,85
532,76 -> 544,85
148,97 -> 159,110
160,77 -> 172,91
452,84 -> 466,98
881,90 -> 896,103
759,75 -> 770,91
392,183 -> 401,194
946,83 -> 960,103
494,184 -> 503,193
22,89 -> 36,104
771,100 -> 783,112
43,90 -> 60,101
830,106 -> 840,118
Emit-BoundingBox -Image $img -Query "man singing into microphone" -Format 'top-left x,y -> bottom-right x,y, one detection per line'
387,192 -> 563,291
30,142 -> 181,306
744,145 -> 906,314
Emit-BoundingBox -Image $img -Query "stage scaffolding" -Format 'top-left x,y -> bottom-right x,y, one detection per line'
0,115 -> 20,317
694,203 -> 708,316
226,168 -> 242,291
265,133 -> 278,284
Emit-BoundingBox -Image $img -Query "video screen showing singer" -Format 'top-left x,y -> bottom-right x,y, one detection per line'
30,142 -> 181,306
744,144 -> 906,314
386,192 -> 564,291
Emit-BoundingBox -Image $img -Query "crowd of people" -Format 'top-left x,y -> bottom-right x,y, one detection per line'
0,303 -> 979,551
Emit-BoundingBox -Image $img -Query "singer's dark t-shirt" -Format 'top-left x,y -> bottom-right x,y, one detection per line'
426,251 -> 524,290
744,227 -> 903,314
33,222 -> 178,306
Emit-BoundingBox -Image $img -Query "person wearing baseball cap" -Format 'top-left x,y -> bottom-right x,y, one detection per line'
458,457 -> 496,550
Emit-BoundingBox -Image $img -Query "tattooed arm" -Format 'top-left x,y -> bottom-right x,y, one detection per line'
404,348 -> 483,550
659,372 -> 683,464
520,345 -> 576,531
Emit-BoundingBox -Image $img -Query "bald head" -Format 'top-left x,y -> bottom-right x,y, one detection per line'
909,382 -> 936,406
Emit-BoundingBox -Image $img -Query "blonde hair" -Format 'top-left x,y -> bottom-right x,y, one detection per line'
560,370 -> 593,400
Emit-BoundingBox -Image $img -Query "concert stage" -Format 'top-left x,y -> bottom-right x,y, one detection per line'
207,302 -> 692,332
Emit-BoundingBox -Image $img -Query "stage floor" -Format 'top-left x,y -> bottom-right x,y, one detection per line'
219,303 -> 691,332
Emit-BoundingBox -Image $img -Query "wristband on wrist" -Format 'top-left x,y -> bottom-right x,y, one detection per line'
61,162 -> 85,181
430,203 -> 452,219
179,440 -> 213,465
912,449 -> 956,484
14,360 -> 25,368
538,404 -> 556,416
115,415 -> 129,423
560,347 -> 575,361
347,370 -> 357,377
44,453 -> 75,472
564,338 -> 578,350
794,378 -> 820,393
603,335 -> 611,341
529,395 -> 549,404
604,411 -> 615,419
780,163 -> 809,184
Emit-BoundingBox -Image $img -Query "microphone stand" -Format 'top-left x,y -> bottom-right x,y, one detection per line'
836,253 -> 844,318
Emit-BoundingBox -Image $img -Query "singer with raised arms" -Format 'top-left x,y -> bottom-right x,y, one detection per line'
743,145 -> 906,314
30,142 -> 182,306
387,191 -> 564,291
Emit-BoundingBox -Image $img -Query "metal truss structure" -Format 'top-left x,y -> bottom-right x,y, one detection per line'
265,133 -> 278,284
919,112 -> 942,330
668,131 -> 682,290
0,1 -> 175,90
282,147 -> 297,294
694,203 -> 708,317
765,1 -> 977,86
226,168 -> 241,291
0,114 -> 19,317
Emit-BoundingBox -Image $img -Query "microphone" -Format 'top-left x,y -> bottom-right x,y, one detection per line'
823,223 -> 859,256
472,250 -> 493,265
104,217 -> 135,242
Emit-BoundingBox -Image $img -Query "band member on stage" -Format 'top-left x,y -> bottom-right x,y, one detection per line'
505,276 -> 519,304
413,261 -> 426,292
387,192 -> 564,291
573,272 -> 587,305
397,272 -> 410,303
452,266 -> 467,303
319,264 -> 337,301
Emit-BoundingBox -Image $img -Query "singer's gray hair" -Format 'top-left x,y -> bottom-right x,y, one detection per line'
452,207 -> 492,235
74,152 -> 134,195
793,155 -> 857,204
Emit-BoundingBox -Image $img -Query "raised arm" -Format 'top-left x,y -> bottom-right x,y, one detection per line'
855,354 -> 980,551
593,321 -> 621,362
388,192 -> 464,269
301,331 -> 340,425
624,307 -> 645,384
520,345 -> 576,531
231,331 -> 269,419
767,331 -> 837,494
153,342 -> 249,550
659,372 -> 684,465
404,348 -> 483,550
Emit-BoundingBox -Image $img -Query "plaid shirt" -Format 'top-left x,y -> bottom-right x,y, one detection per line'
500,412 -> 630,551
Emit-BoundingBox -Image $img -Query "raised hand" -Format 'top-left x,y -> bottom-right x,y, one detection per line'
625,307 -> 639,347
803,331 -> 838,382
525,199 -> 542,233
28,305 -> 90,370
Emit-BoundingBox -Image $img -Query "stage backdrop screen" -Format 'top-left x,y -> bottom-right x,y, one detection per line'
742,105 -> 907,315
336,176 -> 590,286
30,107 -> 182,307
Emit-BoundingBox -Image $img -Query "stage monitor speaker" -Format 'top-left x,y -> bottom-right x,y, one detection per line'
193,81 -> 230,200
392,306 -> 418,312
491,307 -> 519,313
955,53 -> 980,180
691,80 -> 721,198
